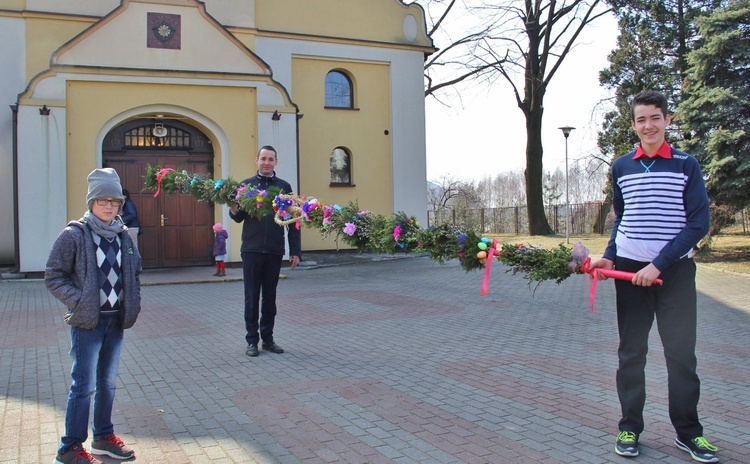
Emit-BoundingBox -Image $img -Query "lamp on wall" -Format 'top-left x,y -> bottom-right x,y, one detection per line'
271,110 -> 281,121
153,123 -> 167,137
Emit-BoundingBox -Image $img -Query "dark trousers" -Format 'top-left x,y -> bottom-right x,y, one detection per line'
614,256 -> 703,439
241,252 -> 282,346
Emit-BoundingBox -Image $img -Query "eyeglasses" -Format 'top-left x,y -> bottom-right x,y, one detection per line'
95,199 -> 123,207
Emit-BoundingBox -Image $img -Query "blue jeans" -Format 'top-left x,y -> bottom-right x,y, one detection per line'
59,314 -> 123,453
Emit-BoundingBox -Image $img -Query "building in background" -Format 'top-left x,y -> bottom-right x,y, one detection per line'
0,0 -> 433,271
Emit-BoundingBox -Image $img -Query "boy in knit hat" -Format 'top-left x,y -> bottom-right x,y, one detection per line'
46,168 -> 141,464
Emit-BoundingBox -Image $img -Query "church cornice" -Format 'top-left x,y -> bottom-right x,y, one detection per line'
249,28 -> 435,55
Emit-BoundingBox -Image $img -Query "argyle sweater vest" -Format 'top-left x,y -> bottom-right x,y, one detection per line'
92,233 -> 123,315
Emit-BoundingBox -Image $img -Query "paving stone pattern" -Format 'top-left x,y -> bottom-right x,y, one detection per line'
1,257 -> 748,463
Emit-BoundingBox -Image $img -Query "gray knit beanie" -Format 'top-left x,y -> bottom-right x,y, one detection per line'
86,168 -> 124,210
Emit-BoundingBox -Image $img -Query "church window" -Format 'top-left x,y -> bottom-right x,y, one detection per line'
329,147 -> 352,186
325,71 -> 353,108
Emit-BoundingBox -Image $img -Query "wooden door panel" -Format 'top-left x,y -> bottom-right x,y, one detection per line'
157,158 -> 213,268
104,155 -> 214,269
136,186 -> 160,269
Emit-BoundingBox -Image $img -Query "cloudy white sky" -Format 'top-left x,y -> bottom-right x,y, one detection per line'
424,12 -> 620,182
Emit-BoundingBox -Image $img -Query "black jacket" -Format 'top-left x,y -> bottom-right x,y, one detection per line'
229,172 -> 302,257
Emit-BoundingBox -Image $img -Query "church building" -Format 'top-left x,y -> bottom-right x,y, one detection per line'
0,0 -> 433,271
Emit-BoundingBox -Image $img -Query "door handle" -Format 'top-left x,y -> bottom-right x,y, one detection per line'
161,214 -> 168,226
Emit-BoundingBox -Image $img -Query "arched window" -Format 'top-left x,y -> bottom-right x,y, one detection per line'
325,71 -> 353,108
123,124 -> 191,148
329,147 -> 352,185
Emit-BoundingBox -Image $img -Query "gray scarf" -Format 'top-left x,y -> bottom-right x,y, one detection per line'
82,211 -> 126,239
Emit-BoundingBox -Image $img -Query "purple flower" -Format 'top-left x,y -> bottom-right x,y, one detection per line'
343,222 -> 357,236
571,241 -> 589,265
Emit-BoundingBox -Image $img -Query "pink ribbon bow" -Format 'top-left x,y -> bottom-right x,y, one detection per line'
153,168 -> 175,197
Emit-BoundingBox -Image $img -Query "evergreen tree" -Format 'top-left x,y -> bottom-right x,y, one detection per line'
593,1 -> 721,232
598,0 -> 720,160
677,0 -> 750,211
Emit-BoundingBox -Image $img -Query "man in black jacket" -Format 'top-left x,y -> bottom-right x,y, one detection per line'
230,145 -> 301,357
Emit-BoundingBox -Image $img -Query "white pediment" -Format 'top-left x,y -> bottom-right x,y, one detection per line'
52,0 -> 269,76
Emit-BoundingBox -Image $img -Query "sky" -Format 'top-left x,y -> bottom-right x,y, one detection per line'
424,12 -> 620,182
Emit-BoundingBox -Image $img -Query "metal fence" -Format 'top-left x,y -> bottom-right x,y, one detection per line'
427,202 -> 615,235
428,204 -> 750,236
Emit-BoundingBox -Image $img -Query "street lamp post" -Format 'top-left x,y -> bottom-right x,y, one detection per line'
558,126 -> 575,243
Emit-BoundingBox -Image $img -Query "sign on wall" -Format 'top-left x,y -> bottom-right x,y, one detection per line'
147,12 -> 181,50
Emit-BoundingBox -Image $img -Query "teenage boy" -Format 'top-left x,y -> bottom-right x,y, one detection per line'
589,91 -> 718,463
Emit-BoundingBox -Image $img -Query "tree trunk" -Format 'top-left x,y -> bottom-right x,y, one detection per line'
523,53 -> 554,236
593,195 -> 612,234
525,112 -> 554,235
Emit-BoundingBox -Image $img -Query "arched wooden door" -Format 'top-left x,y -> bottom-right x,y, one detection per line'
103,119 -> 215,269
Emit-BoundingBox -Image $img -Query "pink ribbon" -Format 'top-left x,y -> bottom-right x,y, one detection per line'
481,239 -> 499,296
153,168 -> 175,197
588,266 -> 599,313
581,257 -> 663,313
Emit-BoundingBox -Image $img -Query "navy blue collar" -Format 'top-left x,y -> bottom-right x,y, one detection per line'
256,171 -> 276,182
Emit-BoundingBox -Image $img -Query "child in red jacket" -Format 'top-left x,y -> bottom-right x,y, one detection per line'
213,222 -> 228,276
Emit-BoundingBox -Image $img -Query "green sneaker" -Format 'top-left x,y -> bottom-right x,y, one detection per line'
615,430 -> 639,457
675,436 -> 719,463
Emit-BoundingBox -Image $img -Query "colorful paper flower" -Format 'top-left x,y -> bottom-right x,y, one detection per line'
343,222 -> 357,236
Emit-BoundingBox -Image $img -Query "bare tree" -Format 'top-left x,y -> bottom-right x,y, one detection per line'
428,175 -> 482,226
423,0 -> 510,100
486,1 -> 612,233
422,0 -> 612,234
492,169 -> 527,207
428,175 -> 470,209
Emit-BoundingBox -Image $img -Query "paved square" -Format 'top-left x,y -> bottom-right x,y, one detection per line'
1,257 -> 748,463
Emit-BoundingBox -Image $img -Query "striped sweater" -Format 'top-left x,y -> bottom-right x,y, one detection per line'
603,146 -> 710,271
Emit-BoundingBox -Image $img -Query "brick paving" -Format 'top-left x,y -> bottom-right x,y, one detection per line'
1,256 -> 748,463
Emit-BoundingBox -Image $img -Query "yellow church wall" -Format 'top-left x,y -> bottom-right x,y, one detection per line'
64,80 -> 258,225
25,15 -> 96,81
0,0 -> 24,10
293,57 -> 392,250
225,28 -> 256,50
255,0 -> 430,47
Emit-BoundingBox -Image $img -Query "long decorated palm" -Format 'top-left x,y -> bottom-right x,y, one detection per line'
144,165 -> 599,292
